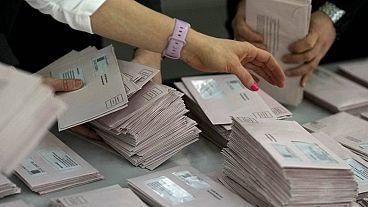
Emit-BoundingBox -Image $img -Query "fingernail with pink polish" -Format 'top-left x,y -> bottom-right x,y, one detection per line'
250,83 -> 259,91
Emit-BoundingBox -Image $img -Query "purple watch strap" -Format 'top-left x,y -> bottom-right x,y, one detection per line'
163,19 -> 190,59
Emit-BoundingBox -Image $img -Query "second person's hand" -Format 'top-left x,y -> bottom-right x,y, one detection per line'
282,11 -> 336,87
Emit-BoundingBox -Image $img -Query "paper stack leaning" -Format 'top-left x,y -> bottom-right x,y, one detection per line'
50,184 -> 147,207
174,74 -> 289,148
91,81 -> 200,170
0,174 -> 20,198
305,67 -> 368,114
221,118 -> 357,206
312,132 -> 368,200
303,112 -> 368,161
338,58 -> 368,88
15,131 -> 103,194
127,165 -> 253,207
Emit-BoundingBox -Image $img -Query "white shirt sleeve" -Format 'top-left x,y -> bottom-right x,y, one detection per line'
25,0 -> 106,34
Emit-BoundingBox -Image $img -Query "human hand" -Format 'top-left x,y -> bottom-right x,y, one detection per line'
43,77 -> 100,140
181,31 -> 285,91
282,11 -> 336,87
231,0 -> 266,49
131,48 -> 162,83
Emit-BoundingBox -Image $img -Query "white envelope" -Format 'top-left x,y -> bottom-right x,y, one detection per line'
339,58 -> 368,88
36,45 -> 128,131
305,67 -> 368,112
50,185 -> 147,207
181,74 -> 276,125
128,165 -> 252,207
303,112 -> 368,162
118,60 -> 159,97
15,131 -> 103,194
246,0 -> 311,106
312,132 -> 368,198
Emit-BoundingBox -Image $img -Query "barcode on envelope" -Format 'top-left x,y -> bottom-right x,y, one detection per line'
21,158 -> 46,176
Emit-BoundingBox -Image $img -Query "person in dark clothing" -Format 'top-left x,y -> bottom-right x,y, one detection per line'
0,0 -> 162,73
226,0 -> 368,86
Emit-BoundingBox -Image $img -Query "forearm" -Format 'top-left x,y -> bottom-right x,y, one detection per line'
91,0 -> 174,54
91,0 -> 207,65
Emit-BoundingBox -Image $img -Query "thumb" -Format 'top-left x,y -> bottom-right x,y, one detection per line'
43,77 -> 84,92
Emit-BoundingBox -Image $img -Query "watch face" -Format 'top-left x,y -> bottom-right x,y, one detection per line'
319,2 -> 346,24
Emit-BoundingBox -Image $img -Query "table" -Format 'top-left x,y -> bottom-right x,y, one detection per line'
0,66 -> 336,206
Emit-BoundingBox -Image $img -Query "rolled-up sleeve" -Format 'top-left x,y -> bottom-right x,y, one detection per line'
25,0 -> 106,34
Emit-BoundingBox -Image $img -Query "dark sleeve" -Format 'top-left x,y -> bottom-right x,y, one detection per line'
313,0 -> 368,38
226,0 -> 240,39
135,0 -> 162,12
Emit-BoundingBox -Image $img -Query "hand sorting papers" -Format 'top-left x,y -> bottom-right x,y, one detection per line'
303,112 -> 368,161
0,64 -> 65,175
127,165 -> 252,207
0,174 -> 20,198
338,58 -> 368,88
246,0 -> 311,106
92,82 -> 200,170
305,67 -> 368,114
222,118 -> 357,206
15,131 -> 103,194
174,74 -> 291,148
37,45 -> 128,131
50,185 -> 147,207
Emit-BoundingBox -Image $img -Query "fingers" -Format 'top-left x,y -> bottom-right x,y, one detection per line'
230,63 -> 259,91
244,62 -> 275,85
43,77 -> 83,92
252,42 -> 267,50
300,71 -> 313,87
282,43 -> 321,64
69,125 -> 100,140
237,23 -> 264,42
288,32 -> 318,53
252,48 -> 285,88
285,57 -> 320,87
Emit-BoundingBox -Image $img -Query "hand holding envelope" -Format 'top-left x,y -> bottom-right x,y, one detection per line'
42,77 -> 99,140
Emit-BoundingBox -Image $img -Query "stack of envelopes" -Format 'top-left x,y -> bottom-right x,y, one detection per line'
222,118 -> 357,206
50,185 -> 147,207
15,132 -> 103,194
173,74 -> 290,148
127,165 -> 253,207
305,67 -> 368,115
312,132 -> 368,200
0,200 -> 33,207
246,0 -> 311,106
0,64 -> 65,175
338,58 -> 368,88
303,112 -> 368,161
91,82 -> 200,170
0,174 -> 20,198
37,45 -> 128,131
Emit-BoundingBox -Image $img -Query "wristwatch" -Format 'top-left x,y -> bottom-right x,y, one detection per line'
318,1 -> 346,24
